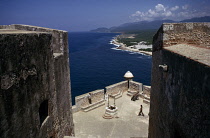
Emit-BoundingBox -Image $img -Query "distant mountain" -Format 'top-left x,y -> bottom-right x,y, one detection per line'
181,16 -> 210,22
90,27 -> 111,33
110,20 -> 175,32
90,16 -> 210,33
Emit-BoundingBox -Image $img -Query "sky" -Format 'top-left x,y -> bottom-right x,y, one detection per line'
0,0 -> 210,31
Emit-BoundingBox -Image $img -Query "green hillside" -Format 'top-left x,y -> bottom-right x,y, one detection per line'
117,29 -> 157,46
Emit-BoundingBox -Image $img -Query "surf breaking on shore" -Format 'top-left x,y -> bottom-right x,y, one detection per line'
109,35 -> 152,56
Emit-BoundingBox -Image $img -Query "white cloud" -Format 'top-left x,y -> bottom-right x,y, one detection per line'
171,6 -> 179,11
163,11 -> 172,17
155,4 -> 165,12
130,4 -> 210,22
130,4 -> 173,21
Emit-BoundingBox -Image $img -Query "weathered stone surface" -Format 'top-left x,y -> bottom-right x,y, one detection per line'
143,85 -> 151,96
153,23 -> 210,52
149,23 -> 210,138
74,89 -> 105,112
0,25 -> 74,138
106,81 -> 128,95
129,81 -> 143,92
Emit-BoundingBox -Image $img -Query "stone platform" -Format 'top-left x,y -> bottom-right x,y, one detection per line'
73,92 -> 150,138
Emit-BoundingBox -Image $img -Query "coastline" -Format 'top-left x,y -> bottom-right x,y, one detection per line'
110,36 -> 152,56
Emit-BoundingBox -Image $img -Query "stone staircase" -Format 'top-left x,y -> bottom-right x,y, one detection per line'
81,99 -> 105,112
127,90 -> 137,96
143,95 -> 150,104
110,91 -> 122,99
102,113 -> 114,119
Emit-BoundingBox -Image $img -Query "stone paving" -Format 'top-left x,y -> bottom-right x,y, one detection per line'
73,92 -> 150,138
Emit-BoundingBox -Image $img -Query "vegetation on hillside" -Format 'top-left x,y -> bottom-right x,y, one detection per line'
117,29 -> 157,46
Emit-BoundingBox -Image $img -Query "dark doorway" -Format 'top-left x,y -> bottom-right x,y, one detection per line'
39,100 -> 48,126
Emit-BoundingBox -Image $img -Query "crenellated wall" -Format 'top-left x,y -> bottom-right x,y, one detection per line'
0,25 -> 74,138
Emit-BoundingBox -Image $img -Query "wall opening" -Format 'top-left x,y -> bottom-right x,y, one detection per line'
172,121 -> 184,138
39,100 -> 48,126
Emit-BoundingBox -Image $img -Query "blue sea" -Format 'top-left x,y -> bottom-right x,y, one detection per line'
68,32 -> 152,105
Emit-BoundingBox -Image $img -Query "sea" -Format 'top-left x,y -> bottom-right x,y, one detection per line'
68,32 -> 152,105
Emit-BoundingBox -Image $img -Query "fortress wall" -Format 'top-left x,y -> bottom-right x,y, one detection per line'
105,81 -> 128,95
149,23 -> 210,138
0,32 -> 54,138
74,89 -> 104,112
129,81 -> 143,92
153,23 -> 210,52
0,25 -> 74,137
15,25 -> 74,137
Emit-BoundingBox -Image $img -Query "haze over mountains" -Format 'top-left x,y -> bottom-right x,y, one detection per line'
91,16 -> 210,33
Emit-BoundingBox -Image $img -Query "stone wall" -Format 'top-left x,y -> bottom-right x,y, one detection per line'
105,81 -> 128,95
153,23 -> 210,52
149,23 -> 210,138
74,89 -> 104,112
143,85 -> 151,96
0,24 -> 65,53
129,81 -> 143,92
0,25 -> 74,138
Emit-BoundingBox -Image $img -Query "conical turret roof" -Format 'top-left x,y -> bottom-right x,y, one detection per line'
124,71 -> 134,79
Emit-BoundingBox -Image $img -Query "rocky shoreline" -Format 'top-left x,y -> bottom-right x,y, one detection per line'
110,36 -> 152,56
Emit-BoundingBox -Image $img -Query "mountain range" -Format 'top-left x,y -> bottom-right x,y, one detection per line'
90,16 -> 210,33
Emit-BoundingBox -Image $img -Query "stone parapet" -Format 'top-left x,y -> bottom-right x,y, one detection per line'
143,85 -> 151,96
129,81 -> 143,92
105,81 -> 128,96
74,89 -> 105,112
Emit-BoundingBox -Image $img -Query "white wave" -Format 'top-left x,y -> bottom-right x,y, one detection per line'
111,47 -> 122,51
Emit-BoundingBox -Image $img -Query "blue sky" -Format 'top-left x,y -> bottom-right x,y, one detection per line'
0,0 -> 210,31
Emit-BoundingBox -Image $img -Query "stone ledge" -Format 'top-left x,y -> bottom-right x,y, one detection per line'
143,99 -> 150,104
127,90 -> 138,96
81,99 -> 105,112
110,91 -> 123,99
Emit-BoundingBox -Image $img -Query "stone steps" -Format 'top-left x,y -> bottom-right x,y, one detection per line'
144,95 -> 150,100
115,92 -> 122,99
102,113 -> 114,119
127,92 -> 133,97
110,92 -> 122,99
143,99 -> 150,104
127,90 -> 137,97
81,99 -> 105,112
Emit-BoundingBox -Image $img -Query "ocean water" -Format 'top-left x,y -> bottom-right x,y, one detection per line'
68,32 -> 152,105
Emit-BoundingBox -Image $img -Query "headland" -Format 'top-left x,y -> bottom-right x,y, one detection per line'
110,35 -> 152,56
